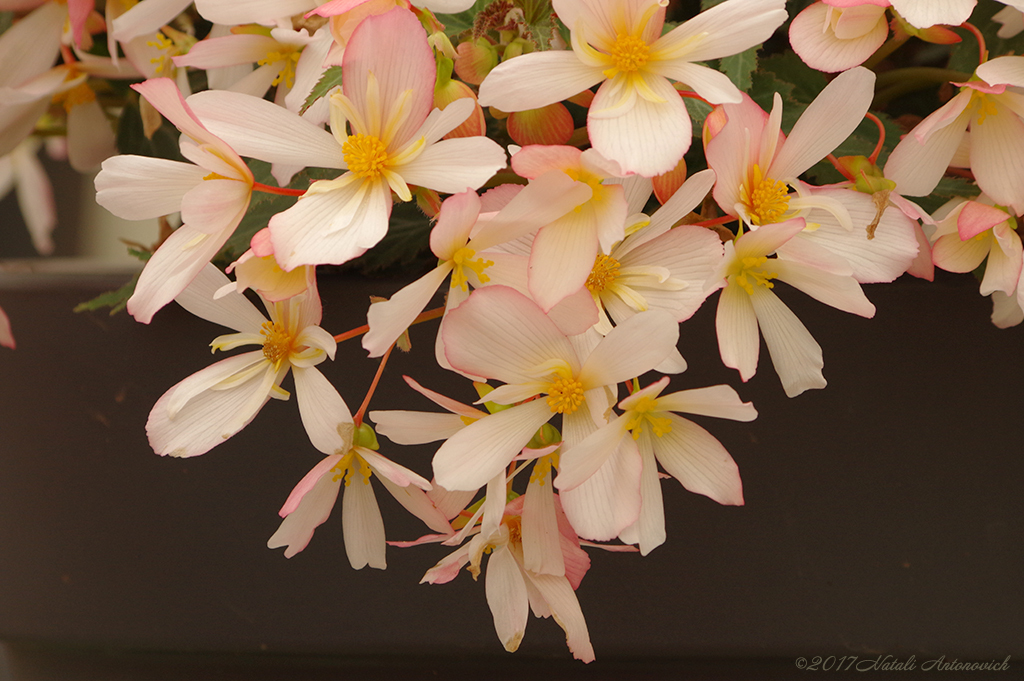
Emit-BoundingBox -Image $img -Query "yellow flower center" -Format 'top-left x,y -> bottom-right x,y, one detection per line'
331,451 -> 372,486
746,164 -> 790,226
259,49 -> 302,89
968,89 -> 1000,125
52,82 -> 96,113
585,254 -> 621,294
260,321 -> 294,366
343,134 -> 389,179
546,373 -> 585,414
610,33 -> 649,74
529,453 -> 559,486
624,395 -> 672,439
450,247 -> 494,292
733,255 -> 778,295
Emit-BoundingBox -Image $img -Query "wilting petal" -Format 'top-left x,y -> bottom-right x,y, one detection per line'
486,545 -> 530,652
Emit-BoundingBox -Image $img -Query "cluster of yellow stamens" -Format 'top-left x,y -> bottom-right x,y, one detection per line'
343,134 -> 390,179
547,373 -> 585,414
606,33 -> 650,77
146,33 -> 177,75
259,49 -> 302,89
585,254 -> 621,294
733,255 -> 778,295
968,89 -> 1000,125
746,165 -> 791,226
52,82 -> 96,113
529,453 -> 559,486
624,396 -> 672,439
331,452 -> 373,487
260,321 -> 294,366
450,247 -> 494,291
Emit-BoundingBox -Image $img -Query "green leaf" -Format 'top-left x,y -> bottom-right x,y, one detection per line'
436,0 -> 493,38
720,45 -> 759,93
683,96 -> 713,136
74,274 -> 139,316
913,176 -> 981,214
301,65 -> 344,115
700,0 -> 727,9
0,11 -> 13,36
760,51 -> 828,104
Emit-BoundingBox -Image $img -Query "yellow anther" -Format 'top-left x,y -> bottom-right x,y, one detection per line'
260,321 -> 293,366
450,247 -> 493,291
970,90 -> 1000,125
343,134 -> 389,179
529,454 -> 555,485
624,395 -> 673,439
504,514 -> 522,545
604,33 -> 650,78
331,452 -> 372,486
733,255 -> 778,295
546,373 -> 585,414
585,253 -> 621,294
746,164 -> 791,226
259,49 -> 302,89
146,33 -> 176,74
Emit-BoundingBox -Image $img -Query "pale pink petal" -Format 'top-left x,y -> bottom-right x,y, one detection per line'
187,89 -> 346,169
648,61 -> 740,105
559,437 -> 641,540
478,50 -> 605,113
270,178 -> 391,269
268,464 -> 342,557
66,97 -> 117,172
293,367 -> 353,455
363,264 -> 452,357
705,95 -> 771,216
442,286 -> 578,385
421,545 -> 472,584
749,287 -> 826,397
546,286 -> 599,336
969,101 -> 1024,214
509,145 -> 582,179
133,78 -> 227,150
789,2 -> 888,73
173,263 -> 267,332
642,169 -> 717,237
769,67 -> 875,180
173,34 -> 277,69
619,436 -> 665,555
0,305 -> 13,349
375,474 -> 452,535
528,214 -> 600,313
146,355 -> 276,457
432,400 -> 553,491
342,8 -> 435,147
654,385 -> 758,421
279,454 -> 344,516
931,231 -> 989,274
94,155 -> 204,220
397,137 -> 505,194
359,446 -> 431,490
10,142 -> 55,255
486,545 -> 530,652
180,178 -> 250,235
976,55 -> 1024,89
370,410 -> 469,445
193,0 -> 317,26
588,74 -> 691,177
652,0 -> 787,63
555,414 -> 630,491
401,375 -> 485,419
888,0 -> 976,28
342,473 -> 387,569
716,278 -> 760,381
522,466 -> 565,576
980,225 -> 1023,296
957,200 -> 1010,240
430,190 -> 481,257
656,415 -> 743,505
991,286 -> 1024,328
578,309 -> 678,388
0,1 -> 63,89
884,104 -> 972,197
427,483 -> 478,521
128,223 -> 236,324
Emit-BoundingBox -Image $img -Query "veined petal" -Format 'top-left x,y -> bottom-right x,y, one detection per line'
888,0 -> 976,29
522,570 -> 595,663
111,0 -> 192,41
363,264 -> 452,358
528,215 -> 600,313
651,0 -> 787,63
371,410 -> 471,445
655,415 -> 743,505
94,155 -> 204,220
187,89 -> 346,169
980,226 -> 1024,296
555,413 -> 630,491
772,260 -> 876,318
969,100 -> 1024,214
293,367 -> 353,455
788,2 -> 888,73
342,470 -> 387,569
768,67 -> 875,181
749,286 -> 826,397
522,463 -> 565,576
588,74 -> 692,177
267,462 -> 342,558
648,61 -> 740,105
619,435 -> 665,555
486,545 -> 530,652
433,400 -> 553,491
374,473 -> 451,535
180,178 -> 250,235
655,385 -> 757,421
884,105 -> 972,197
578,309 -> 678,388
478,50 -> 605,113
193,0 -> 317,26
278,453 -> 344,516
715,278 -> 759,381
560,437 -> 641,540
173,263 -> 267,333
396,137 -> 506,194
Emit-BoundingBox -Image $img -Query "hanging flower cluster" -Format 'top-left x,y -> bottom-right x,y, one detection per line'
4,0 -> 1022,662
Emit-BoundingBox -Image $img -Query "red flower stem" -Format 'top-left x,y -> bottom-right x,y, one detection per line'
691,214 -> 737,229
864,112 -> 886,163
354,343 -> 393,427
960,21 -> 987,64
332,306 -> 444,343
252,181 -> 306,197
678,90 -> 712,106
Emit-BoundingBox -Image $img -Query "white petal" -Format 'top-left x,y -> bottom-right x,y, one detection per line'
655,415 -> 743,505
293,367 -> 352,455
478,50 -> 605,112
342,472 -> 387,569
94,155 -> 203,220
749,287 -> 826,397
485,546 -> 530,652
397,137 -> 506,194
267,467 -> 342,558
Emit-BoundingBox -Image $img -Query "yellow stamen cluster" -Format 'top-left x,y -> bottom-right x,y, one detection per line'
734,255 -> 778,295
585,254 -> 621,294
331,452 -> 372,486
259,50 -> 302,88
504,514 -> 523,545
609,33 -> 649,74
52,82 -> 96,113
147,34 -> 176,75
529,453 -> 559,486
564,167 -> 605,212
343,134 -> 389,179
547,374 -> 585,414
450,247 -> 494,291
624,396 -> 672,439
746,165 -> 790,226
969,89 -> 1000,125
260,321 -> 294,366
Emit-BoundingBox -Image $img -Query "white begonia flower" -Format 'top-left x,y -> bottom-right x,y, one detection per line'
147,265 -> 348,459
